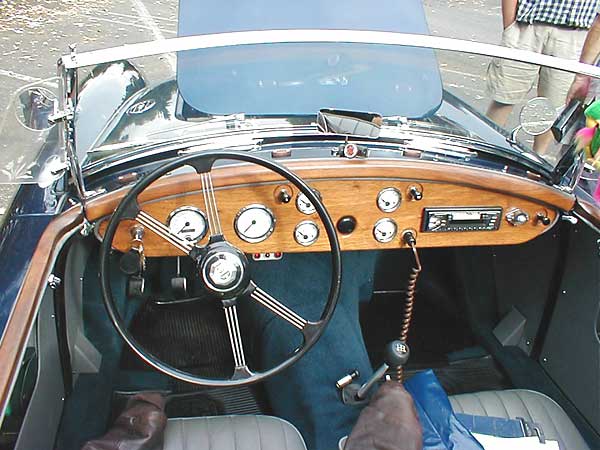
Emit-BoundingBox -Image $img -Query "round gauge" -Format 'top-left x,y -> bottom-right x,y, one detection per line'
296,192 -> 316,215
294,221 -> 320,246
234,204 -> 276,243
373,218 -> 398,243
167,206 -> 208,243
377,187 -> 402,213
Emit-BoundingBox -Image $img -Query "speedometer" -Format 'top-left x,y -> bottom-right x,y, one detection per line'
167,206 -> 208,243
234,204 -> 276,243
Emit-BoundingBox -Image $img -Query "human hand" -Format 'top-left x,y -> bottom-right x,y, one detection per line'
566,74 -> 591,105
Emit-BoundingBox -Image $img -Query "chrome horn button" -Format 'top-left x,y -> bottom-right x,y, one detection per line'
202,251 -> 245,293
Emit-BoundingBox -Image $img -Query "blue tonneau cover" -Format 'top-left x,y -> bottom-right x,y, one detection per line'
177,0 -> 442,118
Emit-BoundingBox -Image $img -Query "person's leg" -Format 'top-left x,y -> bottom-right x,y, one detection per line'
486,22 -> 542,126
536,26 -> 588,157
242,251 -> 378,450
486,101 -> 514,126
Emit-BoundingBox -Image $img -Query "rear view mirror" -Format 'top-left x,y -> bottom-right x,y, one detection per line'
519,97 -> 557,136
317,109 -> 382,138
16,87 -> 56,131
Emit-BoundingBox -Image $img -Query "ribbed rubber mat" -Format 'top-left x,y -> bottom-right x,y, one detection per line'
119,300 -> 266,417
168,386 -> 264,416
120,301 -> 233,378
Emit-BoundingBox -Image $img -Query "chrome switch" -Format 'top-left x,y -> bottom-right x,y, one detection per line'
506,208 -> 529,226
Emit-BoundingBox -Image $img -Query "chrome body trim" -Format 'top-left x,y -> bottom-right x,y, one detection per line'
60,29 -> 600,78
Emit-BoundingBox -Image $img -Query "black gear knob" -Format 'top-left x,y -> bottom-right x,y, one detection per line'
384,340 -> 410,369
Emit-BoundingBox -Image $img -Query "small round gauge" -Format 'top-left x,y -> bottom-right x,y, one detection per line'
294,221 -> 320,246
373,218 -> 397,243
377,187 -> 402,213
234,204 -> 276,243
167,206 -> 208,243
296,192 -> 316,215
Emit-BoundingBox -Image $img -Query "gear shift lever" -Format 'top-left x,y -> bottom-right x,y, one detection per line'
355,340 -> 410,400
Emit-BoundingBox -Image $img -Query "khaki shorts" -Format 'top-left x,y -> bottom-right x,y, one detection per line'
487,22 -> 586,107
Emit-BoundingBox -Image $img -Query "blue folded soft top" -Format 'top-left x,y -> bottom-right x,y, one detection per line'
177,0 -> 442,118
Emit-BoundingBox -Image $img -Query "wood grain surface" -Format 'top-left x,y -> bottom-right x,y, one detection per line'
0,207 -> 82,417
97,175 -> 559,255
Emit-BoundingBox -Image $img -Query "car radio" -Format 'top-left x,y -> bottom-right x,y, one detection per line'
422,207 -> 502,232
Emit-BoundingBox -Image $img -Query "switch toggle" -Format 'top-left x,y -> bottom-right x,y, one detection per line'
536,212 -> 551,226
408,185 -> 423,201
506,208 -> 529,226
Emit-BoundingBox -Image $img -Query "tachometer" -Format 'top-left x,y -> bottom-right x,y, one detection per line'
167,206 -> 208,243
234,204 -> 276,243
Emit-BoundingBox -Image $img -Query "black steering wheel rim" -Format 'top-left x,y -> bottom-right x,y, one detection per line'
99,151 -> 342,387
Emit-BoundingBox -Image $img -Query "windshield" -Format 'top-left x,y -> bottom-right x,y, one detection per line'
76,36 -> 599,173
2,33 -> 600,187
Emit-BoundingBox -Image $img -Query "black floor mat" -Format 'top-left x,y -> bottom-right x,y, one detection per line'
118,300 -> 267,419
405,356 -> 510,396
120,300 -> 233,378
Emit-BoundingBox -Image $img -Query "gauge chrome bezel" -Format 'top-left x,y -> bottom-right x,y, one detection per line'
373,217 -> 398,243
294,220 -> 320,246
377,187 -> 402,213
234,203 -> 276,243
296,192 -> 317,215
167,205 -> 208,243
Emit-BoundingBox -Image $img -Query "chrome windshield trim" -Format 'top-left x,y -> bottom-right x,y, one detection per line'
60,29 -> 600,78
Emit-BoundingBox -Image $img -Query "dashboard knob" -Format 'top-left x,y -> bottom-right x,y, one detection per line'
337,216 -> 357,235
408,185 -> 423,201
275,186 -> 293,204
536,212 -> 551,226
506,208 -> 529,226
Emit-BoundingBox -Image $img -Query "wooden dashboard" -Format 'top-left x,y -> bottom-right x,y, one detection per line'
92,158 -> 569,256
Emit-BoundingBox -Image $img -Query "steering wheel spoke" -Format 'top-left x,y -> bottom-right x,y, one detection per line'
222,300 -> 253,379
249,283 -> 312,333
135,210 -> 193,255
201,172 -> 223,238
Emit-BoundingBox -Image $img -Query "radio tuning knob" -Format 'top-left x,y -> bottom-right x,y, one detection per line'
506,208 -> 529,226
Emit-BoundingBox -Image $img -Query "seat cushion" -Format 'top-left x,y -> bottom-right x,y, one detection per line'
449,390 -> 590,450
163,415 -> 307,450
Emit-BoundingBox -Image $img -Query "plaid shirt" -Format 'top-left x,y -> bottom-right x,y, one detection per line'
517,0 -> 600,28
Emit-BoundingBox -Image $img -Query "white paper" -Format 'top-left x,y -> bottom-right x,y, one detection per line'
472,433 -> 560,450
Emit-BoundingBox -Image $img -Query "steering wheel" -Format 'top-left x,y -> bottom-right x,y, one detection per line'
99,151 -> 342,387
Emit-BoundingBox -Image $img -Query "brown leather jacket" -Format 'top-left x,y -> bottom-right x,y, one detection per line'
345,382 -> 423,450
81,392 -> 167,450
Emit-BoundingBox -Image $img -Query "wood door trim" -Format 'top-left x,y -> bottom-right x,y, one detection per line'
0,207 -> 82,416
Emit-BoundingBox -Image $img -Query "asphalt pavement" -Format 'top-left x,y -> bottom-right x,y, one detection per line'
0,0 -> 505,214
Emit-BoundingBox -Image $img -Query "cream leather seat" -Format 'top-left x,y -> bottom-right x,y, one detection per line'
162,390 -> 589,450
163,415 -> 307,450
450,389 -> 590,450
